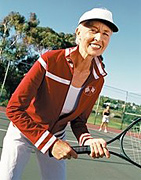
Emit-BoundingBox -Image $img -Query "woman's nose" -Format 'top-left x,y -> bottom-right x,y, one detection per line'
94,33 -> 101,41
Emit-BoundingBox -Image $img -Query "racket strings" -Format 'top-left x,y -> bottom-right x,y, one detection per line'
123,123 -> 141,165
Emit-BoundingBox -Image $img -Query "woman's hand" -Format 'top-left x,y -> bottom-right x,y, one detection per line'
84,138 -> 110,159
50,139 -> 78,160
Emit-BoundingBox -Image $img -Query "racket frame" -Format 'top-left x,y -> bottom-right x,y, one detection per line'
72,118 -> 141,168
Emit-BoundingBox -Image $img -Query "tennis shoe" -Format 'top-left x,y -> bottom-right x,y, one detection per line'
104,129 -> 108,133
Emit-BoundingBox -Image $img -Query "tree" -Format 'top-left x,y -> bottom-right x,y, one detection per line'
0,11 -> 76,102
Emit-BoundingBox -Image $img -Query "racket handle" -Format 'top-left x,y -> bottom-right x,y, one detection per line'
72,145 -> 91,154
49,145 -> 91,157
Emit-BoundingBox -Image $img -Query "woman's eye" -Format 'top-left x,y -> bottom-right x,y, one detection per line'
103,33 -> 109,37
90,29 -> 97,33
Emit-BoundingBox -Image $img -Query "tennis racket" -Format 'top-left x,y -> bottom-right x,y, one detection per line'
72,118 -> 141,168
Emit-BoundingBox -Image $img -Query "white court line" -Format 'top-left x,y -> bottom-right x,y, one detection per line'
0,128 -> 120,150
67,140 -> 77,143
0,128 -> 139,152
0,128 -> 7,132
0,111 -> 6,113
67,139 -> 120,150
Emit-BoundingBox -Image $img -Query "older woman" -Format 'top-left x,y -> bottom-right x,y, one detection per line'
0,7 -> 118,180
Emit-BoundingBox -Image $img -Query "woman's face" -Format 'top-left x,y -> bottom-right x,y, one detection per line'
76,21 -> 113,58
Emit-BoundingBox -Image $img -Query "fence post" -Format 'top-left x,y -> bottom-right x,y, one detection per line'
0,36 -> 18,98
120,91 -> 128,129
0,60 -> 11,98
94,96 -> 100,125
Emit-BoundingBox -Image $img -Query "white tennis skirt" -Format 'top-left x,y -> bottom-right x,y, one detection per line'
102,115 -> 110,123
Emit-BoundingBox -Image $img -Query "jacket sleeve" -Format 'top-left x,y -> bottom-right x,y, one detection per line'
70,103 -> 94,146
6,57 -> 57,154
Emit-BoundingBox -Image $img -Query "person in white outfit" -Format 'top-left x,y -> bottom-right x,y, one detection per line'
99,105 -> 110,133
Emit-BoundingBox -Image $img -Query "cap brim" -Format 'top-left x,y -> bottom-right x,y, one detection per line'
98,19 -> 118,32
80,19 -> 119,32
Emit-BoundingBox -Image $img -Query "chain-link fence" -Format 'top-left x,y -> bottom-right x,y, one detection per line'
89,85 -> 141,130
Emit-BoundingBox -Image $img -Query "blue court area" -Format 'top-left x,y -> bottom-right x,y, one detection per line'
0,111 -> 141,180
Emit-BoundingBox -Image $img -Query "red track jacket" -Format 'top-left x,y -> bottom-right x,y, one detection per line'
6,47 -> 107,154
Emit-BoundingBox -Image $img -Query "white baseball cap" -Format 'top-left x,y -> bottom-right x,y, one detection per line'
79,8 -> 119,32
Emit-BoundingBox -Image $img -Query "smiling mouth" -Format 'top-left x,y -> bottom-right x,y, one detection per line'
90,43 -> 101,49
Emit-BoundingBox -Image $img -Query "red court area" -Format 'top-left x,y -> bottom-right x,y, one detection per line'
0,106 -> 122,133
0,106 -> 6,112
87,123 -> 122,134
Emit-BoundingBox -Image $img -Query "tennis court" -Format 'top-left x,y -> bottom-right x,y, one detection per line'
0,110 -> 141,180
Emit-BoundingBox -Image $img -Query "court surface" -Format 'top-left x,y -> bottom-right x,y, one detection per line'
0,111 -> 141,180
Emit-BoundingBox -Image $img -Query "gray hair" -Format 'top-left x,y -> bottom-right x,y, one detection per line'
75,24 -> 84,45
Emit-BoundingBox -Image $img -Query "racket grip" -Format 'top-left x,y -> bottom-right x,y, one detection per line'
72,145 -> 91,154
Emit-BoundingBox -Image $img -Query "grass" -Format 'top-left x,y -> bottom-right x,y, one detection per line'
88,113 -> 123,130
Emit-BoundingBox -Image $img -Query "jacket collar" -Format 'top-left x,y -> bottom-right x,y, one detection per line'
65,46 -> 107,78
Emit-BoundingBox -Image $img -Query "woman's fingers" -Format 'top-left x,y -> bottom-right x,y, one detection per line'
51,139 -> 78,160
86,138 -> 110,159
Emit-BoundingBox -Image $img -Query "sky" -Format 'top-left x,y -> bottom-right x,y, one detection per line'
0,0 -> 141,97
